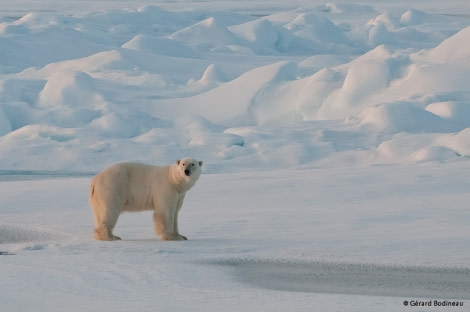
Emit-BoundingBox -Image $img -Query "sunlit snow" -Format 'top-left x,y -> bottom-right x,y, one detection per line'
1,0 -> 470,311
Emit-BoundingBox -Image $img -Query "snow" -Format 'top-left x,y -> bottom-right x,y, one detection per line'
1,0 -> 470,310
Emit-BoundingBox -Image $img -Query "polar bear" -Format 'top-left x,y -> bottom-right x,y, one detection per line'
89,158 -> 202,241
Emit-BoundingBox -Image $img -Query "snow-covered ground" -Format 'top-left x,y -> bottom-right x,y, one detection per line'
1,165 -> 470,311
1,0 -> 470,310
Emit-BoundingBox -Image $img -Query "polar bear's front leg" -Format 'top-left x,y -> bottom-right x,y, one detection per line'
173,195 -> 187,240
153,210 -> 185,240
173,209 -> 187,241
153,195 -> 186,241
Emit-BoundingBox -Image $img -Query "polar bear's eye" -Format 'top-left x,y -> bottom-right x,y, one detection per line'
191,163 -> 195,167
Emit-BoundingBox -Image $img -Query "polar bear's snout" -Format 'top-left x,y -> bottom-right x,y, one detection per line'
184,168 -> 191,176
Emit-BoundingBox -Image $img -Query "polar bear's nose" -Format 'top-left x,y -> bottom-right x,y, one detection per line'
184,169 -> 191,176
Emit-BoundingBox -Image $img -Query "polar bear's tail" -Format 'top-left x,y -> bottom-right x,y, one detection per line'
89,177 -> 99,229
89,178 -> 95,199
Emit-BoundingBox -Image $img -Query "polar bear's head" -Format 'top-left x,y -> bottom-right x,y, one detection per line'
174,158 -> 203,189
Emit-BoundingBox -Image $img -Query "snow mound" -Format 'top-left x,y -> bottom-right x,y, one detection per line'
248,67 -> 343,125
175,115 -> 243,148
318,45 -> 408,119
411,146 -> 458,163
90,112 -> 165,139
441,128 -> 470,157
368,12 -> 401,30
229,19 -> 296,53
122,35 -> 200,59
358,102 -> 450,134
3,125 -> 76,142
400,9 -> 430,25
38,71 -> 105,108
400,9 -> 454,26
426,26 -> 470,62
285,13 -> 350,44
341,46 -> 392,94
169,17 -> 239,49
426,101 -> 470,130
183,61 -> 298,125
191,64 -> 228,85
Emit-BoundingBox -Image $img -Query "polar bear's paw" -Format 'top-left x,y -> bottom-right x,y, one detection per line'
109,234 -> 122,241
162,233 -> 188,241
94,228 -> 121,241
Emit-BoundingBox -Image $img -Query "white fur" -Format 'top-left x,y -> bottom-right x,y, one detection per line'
89,158 -> 202,241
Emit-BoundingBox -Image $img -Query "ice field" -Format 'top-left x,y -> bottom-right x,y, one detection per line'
1,0 -> 470,310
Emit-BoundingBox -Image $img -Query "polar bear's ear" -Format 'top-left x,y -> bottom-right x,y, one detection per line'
176,160 -> 181,165
199,161 -> 203,167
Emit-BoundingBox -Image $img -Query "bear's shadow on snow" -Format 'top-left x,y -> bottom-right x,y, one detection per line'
211,259 -> 470,299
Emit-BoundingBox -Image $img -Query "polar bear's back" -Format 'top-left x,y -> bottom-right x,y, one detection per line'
90,162 -> 171,212
93,162 -> 169,186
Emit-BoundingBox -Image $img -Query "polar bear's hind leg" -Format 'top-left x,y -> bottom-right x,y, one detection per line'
92,203 -> 122,241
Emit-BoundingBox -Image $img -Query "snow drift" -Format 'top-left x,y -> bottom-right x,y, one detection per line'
2,2 -> 470,312
0,5 -> 470,172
